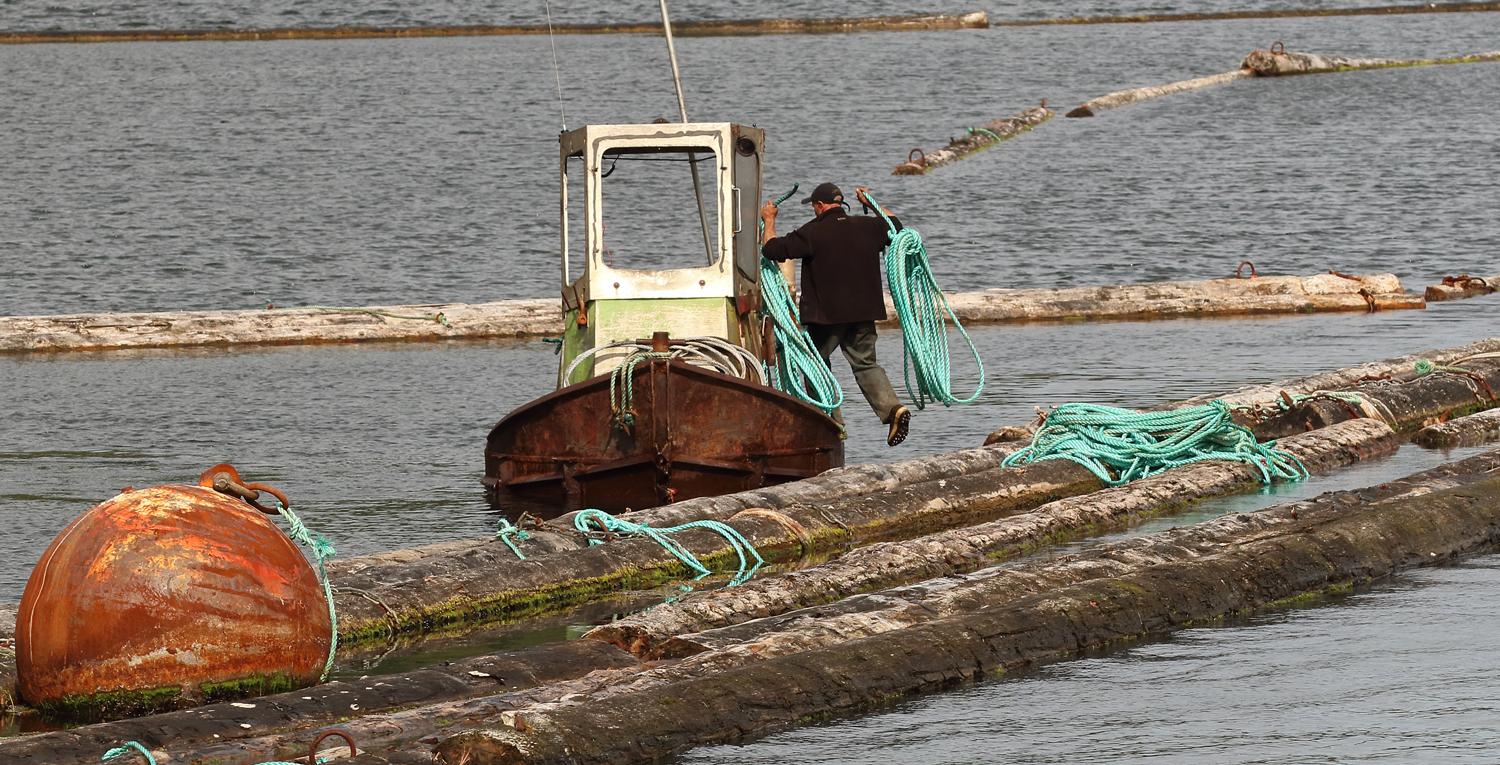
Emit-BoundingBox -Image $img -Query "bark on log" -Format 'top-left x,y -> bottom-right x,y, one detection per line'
1241,47 -> 1500,76
0,273 -> 1416,354
1426,274 -> 1499,301
0,640 -> 636,765
428,455 -> 1500,765
584,418 -> 1396,654
892,105 -> 1053,175
1065,70 -> 1252,118
991,2 -> 1500,26
1415,406 -> 1500,448
0,13 -> 989,44
86,445 -> 1500,765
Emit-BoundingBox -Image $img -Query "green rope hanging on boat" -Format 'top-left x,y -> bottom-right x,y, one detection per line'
273,502 -> 339,682
572,509 -> 765,586
1002,400 -> 1308,486
758,182 -> 844,415
608,351 -> 672,430
864,191 -> 985,410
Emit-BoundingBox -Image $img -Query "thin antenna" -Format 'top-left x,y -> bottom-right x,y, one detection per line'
544,0 -> 566,131
658,0 -> 715,264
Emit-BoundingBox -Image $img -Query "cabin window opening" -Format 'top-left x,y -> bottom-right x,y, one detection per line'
597,146 -> 721,272
563,154 -> 588,286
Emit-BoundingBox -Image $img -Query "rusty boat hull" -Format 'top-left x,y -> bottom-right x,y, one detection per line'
484,357 -> 843,511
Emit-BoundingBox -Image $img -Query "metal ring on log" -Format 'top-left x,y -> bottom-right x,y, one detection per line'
1236,260 -> 1256,279
310,729 -> 358,762
1271,40 -> 1285,55
730,508 -> 813,556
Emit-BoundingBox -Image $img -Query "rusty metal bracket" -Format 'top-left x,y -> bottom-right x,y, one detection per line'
1236,261 -> 1257,279
1328,268 -> 1363,282
1357,288 -> 1378,313
308,729 -> 358,763
198,463 -> 289,515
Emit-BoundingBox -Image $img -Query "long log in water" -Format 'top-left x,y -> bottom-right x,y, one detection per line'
585,418 -> 1397,654
991,1 -> 1500,26
0,13 -> 989,44
132,447 -> 1500,765
1241,46 -> 1500,76
0,273 -> 1418,353
425,452 -> 1500,765
1426,274 -> 1499,301
1066,70 -> 1252,118
892,105 -> 1053,174
1415,406 -> 1500,448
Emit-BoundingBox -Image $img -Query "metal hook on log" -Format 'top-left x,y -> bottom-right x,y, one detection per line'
308,729 -> 358,763
1236,261 -> 1257,279
894,148 -> 927,175
1271,41 -> 1285,55
198,463 -> 289,515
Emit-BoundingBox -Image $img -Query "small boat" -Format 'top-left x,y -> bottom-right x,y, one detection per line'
483,122 -> 843,511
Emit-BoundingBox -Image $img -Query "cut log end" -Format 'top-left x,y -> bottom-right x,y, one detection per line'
891,162 -> 927,176
436,730 -> 528,765
1065,105 -> 1095,118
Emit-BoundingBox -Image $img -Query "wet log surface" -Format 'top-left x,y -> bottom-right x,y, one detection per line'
1065,70 -> 1251,118
424,451 -> 1500,765
1415,406 -> 1500,448
585,418 -> 1397,654
991,1 -> 1500,25
0,13 -> 989,44
0,273 -> 1416,354
1241,47 -> 1500,76
1426,274 -> 1499,301
0,639 -> 636,764
892,106 -> 1053,175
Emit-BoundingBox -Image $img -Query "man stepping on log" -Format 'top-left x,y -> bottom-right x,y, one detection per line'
761,182 -> 912,446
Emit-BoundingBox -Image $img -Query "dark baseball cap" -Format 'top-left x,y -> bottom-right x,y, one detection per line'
800,182 -> 845,206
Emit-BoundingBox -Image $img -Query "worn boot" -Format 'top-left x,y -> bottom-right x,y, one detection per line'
886,405 -> 911,446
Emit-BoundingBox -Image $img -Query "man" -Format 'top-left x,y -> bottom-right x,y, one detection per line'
760,182 -> 911,446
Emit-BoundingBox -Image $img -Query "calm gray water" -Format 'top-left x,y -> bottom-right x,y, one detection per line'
2,5 -> 1500,753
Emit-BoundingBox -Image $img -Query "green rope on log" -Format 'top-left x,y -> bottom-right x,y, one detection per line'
102,741 -> 329,765
608,351 -> 673,430
496,518 -> 530,560
273,304 -> 452,327
1003,400 -> 1308,486
965,126 -> 1001,144
274,502 -> 339,682
1415,358 -> 1469,376
865,191 -> 985,410
572,509 -> 765,586
758,182 -> 844,415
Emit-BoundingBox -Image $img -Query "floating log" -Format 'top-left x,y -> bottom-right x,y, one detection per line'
0,640 -> 636,764
1414,406 -> 1500,448
892,105 -> 1053,174
991,1 -> 1500,26
1241,45 -> 1500,76
586,418 -> 1396,654
428,452 -> 1500,765
1066,70 -> 1251,118
1426,274 -> 1498,301
0,13 -> 988,45
0,272 -> 1419,354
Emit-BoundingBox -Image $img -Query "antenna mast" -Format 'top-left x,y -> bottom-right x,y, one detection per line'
658,0 -> 715,264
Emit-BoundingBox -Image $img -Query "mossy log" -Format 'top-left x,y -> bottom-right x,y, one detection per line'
0,640 -> 635,765
0,13 -> 989,45
1415,406 -> 1500,448
1426,274 -> 1499,301
426,453 -> 1500,765
992,2 -> 1500,26
892,105 -> 1053,174
1065,70 -> 1252,118
1241,46 -> 1500,76
585,418 -> 1397,655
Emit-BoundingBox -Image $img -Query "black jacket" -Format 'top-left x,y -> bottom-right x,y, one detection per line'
762,207 -> 901,325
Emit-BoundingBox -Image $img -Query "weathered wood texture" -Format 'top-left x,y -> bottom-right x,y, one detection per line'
991,1 -> 1500,26
1241,47 -> 1500,76
1066,70 -> 1252,118
0,273 -> 1416,354
427,455 -> 1500,765
0,640 -> 636,765
1415,406 -> 1500,448
892,105 -> 1053,174
1426,274 -> 1499,301
585,418 -> 1396,654
0,13 -> 989,44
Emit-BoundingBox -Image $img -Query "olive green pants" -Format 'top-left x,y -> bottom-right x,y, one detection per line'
806,320 -> 903,426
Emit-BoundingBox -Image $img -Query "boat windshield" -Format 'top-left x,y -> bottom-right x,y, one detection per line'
596,146 -> 721,271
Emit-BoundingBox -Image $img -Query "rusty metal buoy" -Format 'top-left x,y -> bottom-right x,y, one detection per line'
16,465 -> 332,715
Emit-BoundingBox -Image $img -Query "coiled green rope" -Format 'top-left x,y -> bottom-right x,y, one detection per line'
274,502 -> 338,682
758,183 -> 844,415
1003,400 -> 1308,486
609,351 -> 673,430
573,509 -> 765,586
496,518 -> 531,560
865,191 -> 985,410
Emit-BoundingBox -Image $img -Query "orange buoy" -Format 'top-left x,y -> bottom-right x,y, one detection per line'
16,465 -> 332,716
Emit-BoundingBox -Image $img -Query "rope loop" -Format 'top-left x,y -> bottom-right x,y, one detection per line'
1003,400 -> 1308,486
758,183 -> 844,415
274,502 -> 338,682
572,509 -> 765,586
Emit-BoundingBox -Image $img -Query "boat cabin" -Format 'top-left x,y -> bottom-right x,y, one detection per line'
556,122 -> 766,387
